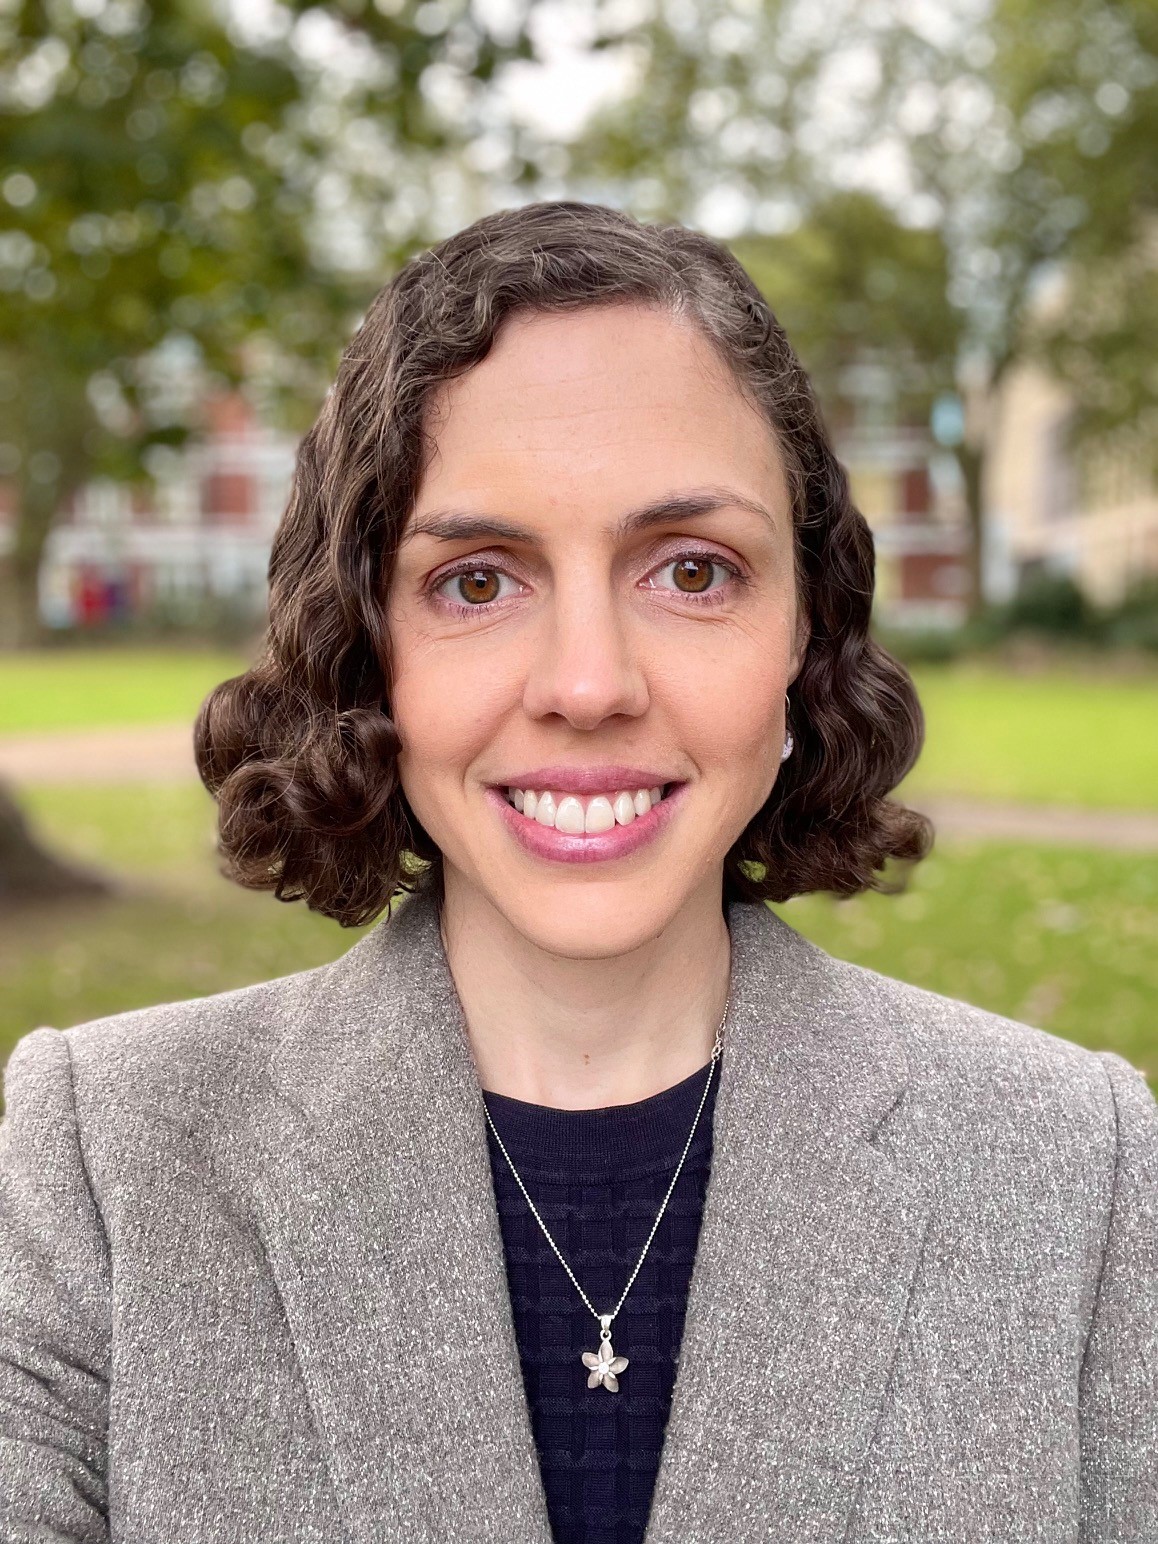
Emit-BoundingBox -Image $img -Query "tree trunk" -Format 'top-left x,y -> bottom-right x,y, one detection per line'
1,468 -> 63,648
2,357 -> 96,648
0,553 -> 45,650
955,440 -> 986,620
0,781 -> 113,904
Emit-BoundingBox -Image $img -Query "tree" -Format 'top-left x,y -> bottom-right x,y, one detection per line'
561,0 -> 1158,616
871,0 -> 1158,604
0,0 -> 531,645
0,0 -> 533,906
557,0 -> 848,230
730,189 -> 961,422
728,189 -> 970,603
987,0 -> 1158,447
0,778 -> 110,903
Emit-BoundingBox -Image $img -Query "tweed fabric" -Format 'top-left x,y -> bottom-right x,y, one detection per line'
1,884 -> 1156,1542
483,1056 -> 719,1542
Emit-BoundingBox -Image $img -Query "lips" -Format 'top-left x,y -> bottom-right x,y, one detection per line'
488,766 -> 680,797
485,779 -> 688,865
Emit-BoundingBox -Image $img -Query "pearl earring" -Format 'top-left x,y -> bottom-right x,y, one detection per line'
781,692 -> 794,762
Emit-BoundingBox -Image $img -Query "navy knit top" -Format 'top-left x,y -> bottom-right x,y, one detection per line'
481,1055 -> 721,1544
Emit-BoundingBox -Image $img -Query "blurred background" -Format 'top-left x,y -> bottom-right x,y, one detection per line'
1,0 -> 1156,1098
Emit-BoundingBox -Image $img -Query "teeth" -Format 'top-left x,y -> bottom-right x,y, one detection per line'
584,796 -> 616,834
535,792 -> 557,827
555,795 -> 585,834
504,784 -> 668,831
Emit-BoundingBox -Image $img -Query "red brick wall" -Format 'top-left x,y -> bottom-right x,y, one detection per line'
900,550 -> 961,600
201,471 -> 257,523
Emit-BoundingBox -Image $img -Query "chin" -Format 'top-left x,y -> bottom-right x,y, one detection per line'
507,910 -> 670,962
483,875 -> 689,960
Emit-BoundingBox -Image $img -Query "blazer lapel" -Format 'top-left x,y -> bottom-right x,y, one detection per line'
248,886 -> 930,1544
644,900 -> 932,1542
248,889 -> 554,1543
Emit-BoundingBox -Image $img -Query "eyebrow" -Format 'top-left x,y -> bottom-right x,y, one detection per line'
402,486 -> 777,546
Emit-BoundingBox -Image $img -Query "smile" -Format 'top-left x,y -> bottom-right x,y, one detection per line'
484,780 -> 686,865
506,785 -> 667,833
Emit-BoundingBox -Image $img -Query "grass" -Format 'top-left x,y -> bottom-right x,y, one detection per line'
901,661 -> 1158,810
1,648 -> 1155,1107
0,784 -> 372,1094
2,783 -> 1155,1106
2,645 -> 1157,807
0,647 -> 250,734
776,846 -> 1158,1082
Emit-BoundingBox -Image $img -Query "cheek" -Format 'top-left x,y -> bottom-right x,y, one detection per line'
651,634 -> 790,781
709,687 -> 786,800
389,641 -> 515,786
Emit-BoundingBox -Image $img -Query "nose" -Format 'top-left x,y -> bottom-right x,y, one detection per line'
521,574 -> 649,730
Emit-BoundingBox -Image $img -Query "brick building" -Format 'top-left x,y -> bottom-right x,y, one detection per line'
12,383 -> 972,634
35,393 -> 295,632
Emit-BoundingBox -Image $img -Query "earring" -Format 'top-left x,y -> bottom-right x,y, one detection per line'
781,692 -> 794,762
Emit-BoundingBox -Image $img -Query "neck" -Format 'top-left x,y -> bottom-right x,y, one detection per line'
437,876 -> 732,1110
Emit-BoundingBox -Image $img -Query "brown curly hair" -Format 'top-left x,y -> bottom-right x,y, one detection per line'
193,199 -> 933,927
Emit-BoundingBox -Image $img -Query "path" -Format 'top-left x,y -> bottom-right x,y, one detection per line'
2,723 -> 1158,852
913,797 -> 1158,852
0,723 -> 197,784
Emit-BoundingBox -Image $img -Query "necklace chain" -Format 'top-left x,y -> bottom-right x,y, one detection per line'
481,996 -> 729,1332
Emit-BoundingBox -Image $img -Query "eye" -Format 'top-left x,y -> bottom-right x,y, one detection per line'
428,548 -> 744,621
433,564 -> 522,612
644,552 -> 741,601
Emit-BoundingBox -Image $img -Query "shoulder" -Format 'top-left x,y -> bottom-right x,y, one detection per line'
2,948 -> 348,1139
830,949 -> 1115,1080
824,948 -> 1156,1171
1,891 -> 428,1143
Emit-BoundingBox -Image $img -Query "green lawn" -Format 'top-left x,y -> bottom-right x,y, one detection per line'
2,646 -> 1156,807
0,648 -> 250,734
2,783 -> 1155,1104
778,845 -> 1158,1081
2,649 -> 1156,1108
0,784 -> 372,1095
900,662 -> 1158,810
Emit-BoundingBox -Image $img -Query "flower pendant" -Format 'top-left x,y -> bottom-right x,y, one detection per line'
582,1334 -> 629,1392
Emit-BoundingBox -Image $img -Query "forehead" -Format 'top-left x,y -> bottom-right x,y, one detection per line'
414,302 -> 789,522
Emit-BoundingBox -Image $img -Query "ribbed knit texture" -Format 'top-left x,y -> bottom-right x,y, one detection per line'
482,1056 -> 721,1544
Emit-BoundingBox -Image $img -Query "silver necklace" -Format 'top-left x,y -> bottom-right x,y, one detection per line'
481,995 -> 728,1395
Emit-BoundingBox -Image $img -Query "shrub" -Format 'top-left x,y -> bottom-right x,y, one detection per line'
1100,576 -> 1158,654
1003,568 -> 1099,640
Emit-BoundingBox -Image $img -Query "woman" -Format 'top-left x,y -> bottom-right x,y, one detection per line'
1,201 -> 1155,1543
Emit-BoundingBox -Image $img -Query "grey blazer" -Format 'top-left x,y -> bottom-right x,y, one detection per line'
2,885 -> 1156,1542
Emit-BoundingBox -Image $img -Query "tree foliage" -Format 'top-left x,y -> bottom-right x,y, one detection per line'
731,191 -> 961,427
988,0 -> 1158,440
564,0 -> 1158,612
0,0 -> 530,643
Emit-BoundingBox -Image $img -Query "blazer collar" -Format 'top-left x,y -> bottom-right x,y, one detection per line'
250,886 -> 930,1542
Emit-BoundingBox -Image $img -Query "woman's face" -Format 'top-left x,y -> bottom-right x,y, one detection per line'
386,302 -> 809,958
